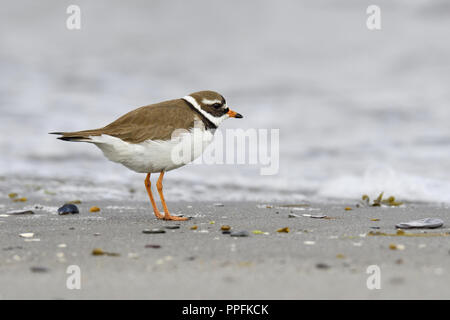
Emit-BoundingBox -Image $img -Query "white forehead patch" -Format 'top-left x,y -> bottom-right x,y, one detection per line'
202,98 -> 222,105
183,95 -> 229,127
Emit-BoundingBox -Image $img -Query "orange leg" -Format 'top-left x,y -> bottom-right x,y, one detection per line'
145,173 -> 164,219
156,171 -> 188,221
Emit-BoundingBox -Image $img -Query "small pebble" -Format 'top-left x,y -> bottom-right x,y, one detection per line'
8,193 -> 18,199
344,207 -> 352,211
190,225 -> 198,230
316,263 -> 330,269
230,231 -> 249,237
30,266 -> 49,273
221,225 -> 231,231
90,206 -> 101,212
92,248 -> 105,256
58,204 -> 79,215
277,227 -> 290,233
142,229 -> 166,234
128,253 -> 139,259
145,244 -> 161,249
13,197 -> 28,202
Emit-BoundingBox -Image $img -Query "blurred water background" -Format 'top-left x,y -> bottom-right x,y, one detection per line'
1,0 -> 450,203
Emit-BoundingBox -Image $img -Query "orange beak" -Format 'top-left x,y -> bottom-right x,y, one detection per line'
227,109 -> 243,118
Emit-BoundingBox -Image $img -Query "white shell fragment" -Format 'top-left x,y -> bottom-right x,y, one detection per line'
395,218 -> 444,229
19,233 -> 34,238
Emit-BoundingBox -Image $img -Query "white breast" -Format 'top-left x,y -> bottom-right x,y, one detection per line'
88,125 -> 215,173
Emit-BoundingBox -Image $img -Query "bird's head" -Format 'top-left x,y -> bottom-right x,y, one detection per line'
182,90 -> 243,127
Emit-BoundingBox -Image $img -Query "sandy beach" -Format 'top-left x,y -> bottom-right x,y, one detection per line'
1,197 -> 449,299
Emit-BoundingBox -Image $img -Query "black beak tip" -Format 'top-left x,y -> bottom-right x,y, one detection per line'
235,113 -> 243,119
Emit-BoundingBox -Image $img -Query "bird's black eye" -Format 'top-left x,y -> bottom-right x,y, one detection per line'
212,103 -> 221,109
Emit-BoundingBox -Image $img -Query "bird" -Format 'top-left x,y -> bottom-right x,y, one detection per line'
50,90 -> 243,221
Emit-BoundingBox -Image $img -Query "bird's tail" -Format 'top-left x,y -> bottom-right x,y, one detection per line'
49,130 -> 101,142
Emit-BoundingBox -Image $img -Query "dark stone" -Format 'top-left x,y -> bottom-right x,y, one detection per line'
145,244 -> 161,249
30,266 -> 49,273
58,204 -> 79,215
142,229 -> 166,234
316,263 -> 330,269
164,225 -> 180,229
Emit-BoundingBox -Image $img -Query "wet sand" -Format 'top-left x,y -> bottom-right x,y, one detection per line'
1,198 -> 449,299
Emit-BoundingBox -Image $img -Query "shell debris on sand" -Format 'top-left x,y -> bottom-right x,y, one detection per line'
252,230 -> 269,235
389,244 -> 405,251
90,206 -> 101,212
7,210 -> 34,215
395,218 -> 444,229
368,230 -> 450,237
91,248 -> 120,256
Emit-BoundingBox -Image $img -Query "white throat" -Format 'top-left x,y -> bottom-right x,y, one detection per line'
183,95 -> 228,127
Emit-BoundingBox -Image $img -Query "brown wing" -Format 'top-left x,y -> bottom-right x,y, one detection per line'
55,99 -> 197,143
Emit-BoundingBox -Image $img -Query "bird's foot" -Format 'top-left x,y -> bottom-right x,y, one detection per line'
163,214 -> 189,221
154,211 -> 165,219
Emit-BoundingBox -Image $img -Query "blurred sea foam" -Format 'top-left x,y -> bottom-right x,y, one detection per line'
1,0 -> 450,203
